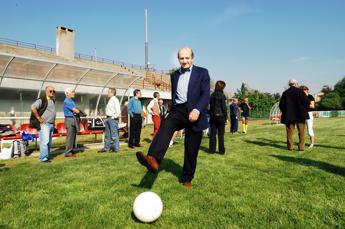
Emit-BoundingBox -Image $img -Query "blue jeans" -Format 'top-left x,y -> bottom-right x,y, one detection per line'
104,118 -> 120,152
39,123 -> 54,161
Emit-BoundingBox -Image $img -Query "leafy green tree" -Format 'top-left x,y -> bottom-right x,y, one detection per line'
168,68 -> 179,75
210,79 -> 215,91
333,77 -> 345,107
321,85 -> 332,94
318,76 -> 345,109
234,83 -> 280,117
235,83 -> 249,100
334,77 -> 345,95
318,92 -> 342,110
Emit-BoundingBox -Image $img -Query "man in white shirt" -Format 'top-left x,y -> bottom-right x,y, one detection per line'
99,88 -> 121,153
147,92 -> 161,139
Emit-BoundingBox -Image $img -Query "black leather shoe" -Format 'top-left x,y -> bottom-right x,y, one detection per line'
128,145 -> 135,149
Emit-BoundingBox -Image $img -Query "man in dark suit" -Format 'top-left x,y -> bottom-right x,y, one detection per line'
136,47 -> 210,189
279,79 -> 310,151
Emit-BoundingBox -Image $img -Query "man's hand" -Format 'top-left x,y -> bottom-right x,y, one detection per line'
38,117 -> 45,124
188,110 -> 199,123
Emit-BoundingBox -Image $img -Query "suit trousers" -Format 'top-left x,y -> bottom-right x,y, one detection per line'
148,104 -> 203,182
209,116 -> 226,154
285,122 -> 306,151
129,114 -> 142,147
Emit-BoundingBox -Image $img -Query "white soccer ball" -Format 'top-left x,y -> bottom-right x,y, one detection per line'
133,191 -> 163,223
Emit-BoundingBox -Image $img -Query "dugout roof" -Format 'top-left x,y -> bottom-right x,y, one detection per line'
0,52 -> 144,113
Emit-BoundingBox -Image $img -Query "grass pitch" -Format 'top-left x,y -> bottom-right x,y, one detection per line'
0,118 -> 344,228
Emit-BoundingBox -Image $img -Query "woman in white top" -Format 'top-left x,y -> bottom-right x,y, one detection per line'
301,85 -> 315,148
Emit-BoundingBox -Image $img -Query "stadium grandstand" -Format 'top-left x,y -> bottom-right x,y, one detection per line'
0,26 -> 172,129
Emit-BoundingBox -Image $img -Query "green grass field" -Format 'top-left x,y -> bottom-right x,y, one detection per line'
0,118 -> 344,228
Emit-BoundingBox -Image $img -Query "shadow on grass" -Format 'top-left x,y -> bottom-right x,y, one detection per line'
313,144 -> 345,150
245,138 -> 286,150
199,145 -> 225,154
0,163 -> 9,172
133,158 -> 182,189
131,211 -> 159,225
49,144 -> 85,159
199,145 -> 209,154
270,154 -> 345,177
142,138 -> 151,143
131,212 -> 142,224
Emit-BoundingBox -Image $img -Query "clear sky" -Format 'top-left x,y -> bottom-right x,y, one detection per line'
1,0 -> 345,95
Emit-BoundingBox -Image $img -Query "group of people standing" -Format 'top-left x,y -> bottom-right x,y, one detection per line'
208,84 -> 252,154
29,47 -> 316,192
228,98 -> 252,134
279,79 -> 315,151
121,89 -> 167,149
30,87 -> 83,162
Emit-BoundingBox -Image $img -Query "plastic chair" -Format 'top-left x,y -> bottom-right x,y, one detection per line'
56,122 -> 67,136
79,122 -> 86,134
20,123 -> 38,134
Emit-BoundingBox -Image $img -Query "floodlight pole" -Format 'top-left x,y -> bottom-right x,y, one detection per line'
145,9 -> 149,70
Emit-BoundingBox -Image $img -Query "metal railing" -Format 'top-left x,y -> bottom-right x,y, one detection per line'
0,37 -> 169,73
0,37 -> 171,91
0,37 -> 55,53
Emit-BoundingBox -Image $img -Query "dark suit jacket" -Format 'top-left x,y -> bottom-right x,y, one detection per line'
279,86 -> 310,124
171,65 -> 210,131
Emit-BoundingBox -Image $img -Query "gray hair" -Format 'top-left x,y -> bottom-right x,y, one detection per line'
65,88 -> 74,96
288,79 -> 298,87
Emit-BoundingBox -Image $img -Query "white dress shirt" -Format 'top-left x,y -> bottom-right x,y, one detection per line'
175,65 -> 193,104
106,96 -> 121,119
175,65 -> 200,114
147,98 -> 160,116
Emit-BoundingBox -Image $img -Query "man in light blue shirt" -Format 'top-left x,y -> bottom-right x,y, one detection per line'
128,89 -> 142,148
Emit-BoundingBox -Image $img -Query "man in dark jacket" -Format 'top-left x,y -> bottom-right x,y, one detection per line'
136,47 -> 210,189
209,80 -> 228,154
279,79 -> 310,151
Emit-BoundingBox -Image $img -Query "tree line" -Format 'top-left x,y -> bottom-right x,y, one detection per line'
169,67 -> 345,111
233,83 -> 280,112
318,76 -> 345,110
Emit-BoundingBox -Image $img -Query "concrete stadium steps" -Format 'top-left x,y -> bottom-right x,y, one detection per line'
130,70 -> 171,91
0,43 -> 171,92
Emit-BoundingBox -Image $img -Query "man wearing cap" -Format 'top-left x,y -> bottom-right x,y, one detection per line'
279,79 -> 310,151
63,88 -> 80,157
